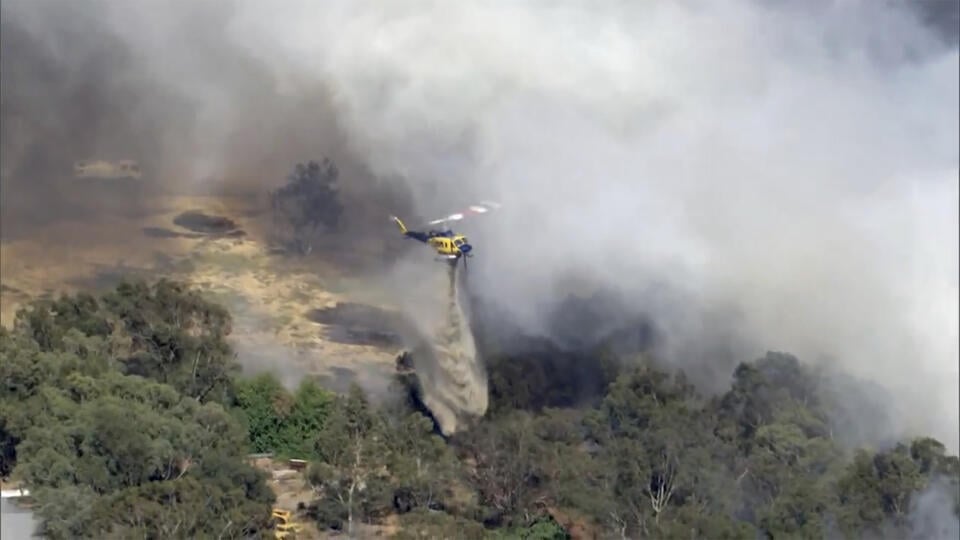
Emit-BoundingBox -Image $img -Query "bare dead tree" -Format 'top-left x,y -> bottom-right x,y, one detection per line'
647,450 -> 678,527
346,428 -> 365,538
609,511 -> 629,539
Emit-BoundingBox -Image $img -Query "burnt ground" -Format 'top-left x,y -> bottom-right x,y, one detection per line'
305,302 -> 413,348
1,195 -> 401,402
140,210 -> 247,240
141,227 -> 206,239
172,210 -> 246,237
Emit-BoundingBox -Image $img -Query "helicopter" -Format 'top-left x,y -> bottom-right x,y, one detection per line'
391,201 -> 500,267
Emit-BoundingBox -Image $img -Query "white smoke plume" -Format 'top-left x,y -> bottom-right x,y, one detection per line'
2,0 -> 957,450
906,478 -> 960,540
228,0 -> 959,449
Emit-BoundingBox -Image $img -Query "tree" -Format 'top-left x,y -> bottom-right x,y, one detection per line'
232,373 -> 289,454
271,158 -> 343,255
833,439 -> 960,538
384,412 -> 461,514
743,423 -> 839,538
487,515 -> 572,539
12,280 -> 241,405
0,282 -> 275,539
589,366 -> 744,537
9,368 -> 274,538
394,509 -> 487,540
9,278 -> 960,539
233,374 -> 333,457
102,280 -> 239,403
308,385 -> 392,537
457,411 -> 544,526
714,352 -> 829,450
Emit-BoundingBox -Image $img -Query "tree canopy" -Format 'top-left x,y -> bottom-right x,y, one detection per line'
1,282 -> 273,539
3,280 -> 958,539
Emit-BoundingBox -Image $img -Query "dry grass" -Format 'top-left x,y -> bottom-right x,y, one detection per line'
0,194 -> 400,393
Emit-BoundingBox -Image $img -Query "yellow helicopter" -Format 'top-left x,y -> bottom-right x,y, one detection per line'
391,201 -> 500,267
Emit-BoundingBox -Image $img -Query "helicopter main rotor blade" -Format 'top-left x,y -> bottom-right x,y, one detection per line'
425,201 -> 501,227
427,213 -> 465,226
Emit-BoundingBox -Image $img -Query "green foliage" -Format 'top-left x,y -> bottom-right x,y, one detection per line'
13,292 -> 111,351
384,411 -> 462,514
297,385 -> 472,536
5,280 -> 958,539
833,439 -> 960,538
0,282 -> 273,539
332,348 -> 959,539
306,386 -> 393,534
232,373 -> 287,453
12,279 -> 240,404
583,366 -> 745,537
394,509 -> 487,539
487,515 -> 571,539
101,280 -> 238,402
232,374 -> 333,458
449,352 -> 958,539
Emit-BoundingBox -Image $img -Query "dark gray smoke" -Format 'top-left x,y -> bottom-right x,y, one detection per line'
0,0 -> 384,236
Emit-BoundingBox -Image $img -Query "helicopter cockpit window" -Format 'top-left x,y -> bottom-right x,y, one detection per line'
454,239 -> 464,247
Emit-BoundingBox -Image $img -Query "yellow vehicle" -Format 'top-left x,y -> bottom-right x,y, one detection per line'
271,508 -> 303,539
275,523 -> 303,538
391,201 -> 500,268
73,159 -> 142,180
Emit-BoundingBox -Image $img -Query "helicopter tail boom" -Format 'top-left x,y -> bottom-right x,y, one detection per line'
392,216 -> 408,234
392,216 -> 431,243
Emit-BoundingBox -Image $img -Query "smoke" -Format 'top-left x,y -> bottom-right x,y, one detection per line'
906,478 -> 960,540
0,0 -> 368,219
393,261 -> 487,436
227,0 -> 959,448
2,1 -> 957,451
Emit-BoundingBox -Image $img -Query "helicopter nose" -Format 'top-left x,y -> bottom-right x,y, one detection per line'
460,244 -> 472,253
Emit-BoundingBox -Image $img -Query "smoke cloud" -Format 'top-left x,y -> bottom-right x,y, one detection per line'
907,478 -> 960,540
2,1 -> 957,450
